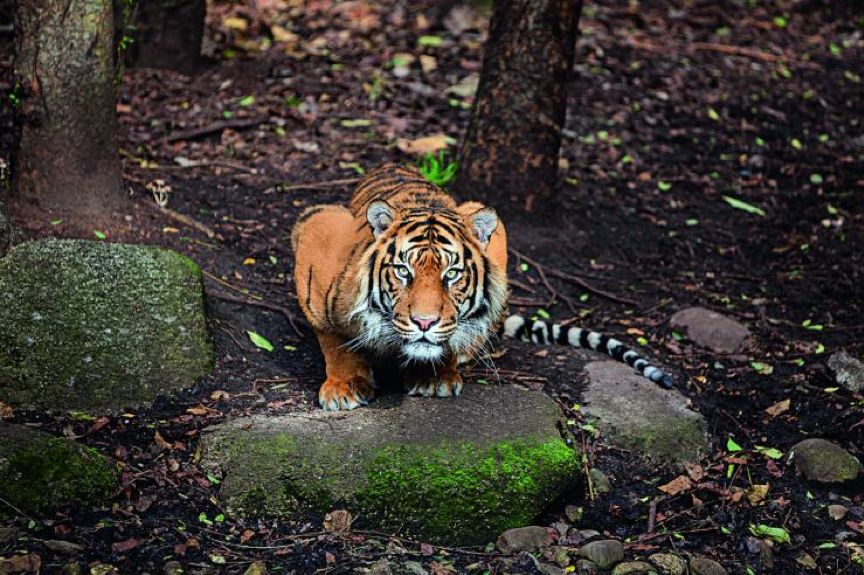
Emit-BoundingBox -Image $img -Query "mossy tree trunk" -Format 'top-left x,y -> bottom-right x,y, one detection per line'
119,0 -> 205,74
454,0 -> 582,217
13,0 -> 125,217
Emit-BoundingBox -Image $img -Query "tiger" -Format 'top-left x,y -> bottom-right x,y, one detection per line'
291,164 -> 673,411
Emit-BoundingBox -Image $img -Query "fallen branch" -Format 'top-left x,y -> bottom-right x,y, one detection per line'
509,249 -> 636,306
162,116 -> 267,144
277,177 -> 361,192
688,41 -> 784,63
204,276 -> 304,338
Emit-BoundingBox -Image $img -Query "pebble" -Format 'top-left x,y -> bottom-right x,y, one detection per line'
689,556 -> 728,575
612,561 -> 658,574
828,504 -> 849,520
497,526 -> 554,553
648,553 -> 687,575
588,468 -> 612,494
578,540 -> 624,569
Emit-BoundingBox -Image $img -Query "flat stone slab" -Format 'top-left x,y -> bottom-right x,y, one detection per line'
583,361 -> 708,465
670,307 -> 752,354
0,239 -> 213,412
200,384 -> 581,545
0,424 -> 117,516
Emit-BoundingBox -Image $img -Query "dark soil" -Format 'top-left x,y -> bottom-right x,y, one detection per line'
1,0 -> 863,573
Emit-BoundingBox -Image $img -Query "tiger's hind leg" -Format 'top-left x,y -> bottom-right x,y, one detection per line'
405,355 -> 463,398
315,330 -> 376,411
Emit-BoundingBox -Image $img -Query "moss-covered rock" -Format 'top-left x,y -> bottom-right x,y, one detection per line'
790,438 -> 862,484
583,362 -> 708,465
0,424 -> 117,515
200,385 -> 581,545
0,239 -> 213,412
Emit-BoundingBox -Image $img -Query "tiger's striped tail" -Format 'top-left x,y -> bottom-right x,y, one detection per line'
502,314 -> 675,389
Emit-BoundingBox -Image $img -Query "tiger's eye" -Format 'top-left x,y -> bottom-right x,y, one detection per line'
394,265 -> 410,279
445,269 -> 460,280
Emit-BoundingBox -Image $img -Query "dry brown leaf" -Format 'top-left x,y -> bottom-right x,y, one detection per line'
658,475 -> 693,495
396,133 -> 451,155
210,390 -> 231,401
765,398 -> 790,417
153,430 -> 172,450
323,509 -> 353,533
684,462 -> 705,482
186,405 -> 209,416
746,483 -> 770,506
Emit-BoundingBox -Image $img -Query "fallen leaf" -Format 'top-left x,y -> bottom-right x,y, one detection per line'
396,133 -> 453,155
223,16 -> 248,30
111,538 -> 139,553
828,504 -> 848,520
154,430 -> 172,450
658,475 -> 693,495
419,55 -> 437,74
746,484 -> 770,506
765,398 -> 790,417
323,509 -> 352,533
211,390 -> 230,401
186,405 -> 209,416
421,542 -> 435,556
684,462 -> 705,482
0,401 -> 12,419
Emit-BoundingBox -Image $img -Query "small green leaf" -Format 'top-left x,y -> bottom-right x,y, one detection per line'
749,524 -> 791,544
198,512 -> 213,526
726,437 -> 743,452
657,180 -> 672,191
269,255 -> 278,265
222,110 -> 234,119
50,219 -> 63,226
94,230 -> 107,240
818,133 -> 830,143
790,138 -> 803,150
214,514 -> 225,523
340,118 -> 372,128
283,345 -> 297,352
809,173 -> 824,185
519,263 -> 529,272
247,331 -> 274,352
824,387 -> 839,393
417,35 -> 443,47
818,542 -> 836,549
755,445 -> 784,459
536,308 -> 551,320
476,378 -> 489,385
726,464 -> 735,478
773,16 -> 788,28
636,336 -> 649,346
720,526 -> 732,535
685,218 -> 699,226
707,107 -> 721,121
751,361 -> 774,375
579,293 -> 589,302
722,195 -> 766,217
755,136 -> 766,147
206,473 -> 221,485
792,358 -> 805,367
237,95 -> 255,107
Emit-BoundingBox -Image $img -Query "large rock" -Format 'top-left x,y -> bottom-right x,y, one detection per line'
670,307 -> 752,354
583,362 -> 708,465
0,239 -> 213,412
789,438 -> 862,484
0,424 -> 117,515
200,385 -> 581,545
827,351 -> 864,393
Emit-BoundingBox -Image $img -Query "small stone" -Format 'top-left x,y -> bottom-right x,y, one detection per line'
828,504 -> 848,520
648,553 -> 687,575
43,540 -> 85,554
497,526 -> 554,553
540,563 -> 564,575
576,529 -> 601,541
242,561 -> 268,575
796,553 -> 817,570
578,540 -> 624,569
575,559 -> 598,575
588,468 -> 612,494
790,439 -> 862,483
163,561 -> 183,575
612,561 -> 658,575
670,307 -> 753,353
368,560 -> 395,575
565,504 -> 583,523
827,351 -> 864,392
689,556 -> 728,575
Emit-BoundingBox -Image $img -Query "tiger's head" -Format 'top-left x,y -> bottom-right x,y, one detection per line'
351,200 -> 507,363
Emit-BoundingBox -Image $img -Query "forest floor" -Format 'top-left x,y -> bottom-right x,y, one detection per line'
1,0 -> 864,573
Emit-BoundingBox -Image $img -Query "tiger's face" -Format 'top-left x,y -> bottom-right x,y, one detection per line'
351,201 -> 506,363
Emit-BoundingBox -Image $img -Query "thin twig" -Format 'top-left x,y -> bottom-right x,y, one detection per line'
647,498 -> 658,533
152,204 -> 217,238
510,248 -> 636,306
162,117 -> 267,144
277,178 -> 361,192
689,42 -> 785,63
208,288 -> 304,338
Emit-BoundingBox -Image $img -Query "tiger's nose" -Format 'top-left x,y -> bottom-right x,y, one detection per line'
411,315 -> 440,332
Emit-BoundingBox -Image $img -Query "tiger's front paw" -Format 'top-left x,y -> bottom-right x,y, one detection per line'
407,372 -> 463,398
319,376 -> 375,411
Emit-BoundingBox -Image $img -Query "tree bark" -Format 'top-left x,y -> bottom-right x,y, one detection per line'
119,0 -> 205,74
454,0 -> 582,217
13,0 -> 125,218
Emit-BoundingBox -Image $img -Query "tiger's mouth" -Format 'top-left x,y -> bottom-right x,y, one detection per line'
402,340 -> 445,362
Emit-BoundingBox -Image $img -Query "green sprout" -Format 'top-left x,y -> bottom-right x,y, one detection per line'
417,151 -> 458,187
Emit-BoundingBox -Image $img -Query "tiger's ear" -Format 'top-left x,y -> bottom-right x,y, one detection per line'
366,200 -> 395,238
468,207 -> 498,247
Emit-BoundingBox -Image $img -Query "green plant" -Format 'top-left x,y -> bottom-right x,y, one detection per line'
417,151 -> 458,187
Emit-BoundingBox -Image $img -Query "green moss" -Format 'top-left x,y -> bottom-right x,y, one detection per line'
0,437 -> 116,515
357,439 -> 579,544
0,239 -> 213,412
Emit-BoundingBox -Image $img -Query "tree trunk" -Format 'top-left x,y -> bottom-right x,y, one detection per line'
13,0 -> 125,218
454,0 -> 582,217
120,0 -> 205,74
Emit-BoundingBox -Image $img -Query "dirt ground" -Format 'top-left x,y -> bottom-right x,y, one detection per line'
1,0 -> 863,573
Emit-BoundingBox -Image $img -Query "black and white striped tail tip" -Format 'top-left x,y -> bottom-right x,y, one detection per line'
502,314 -> 676,389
